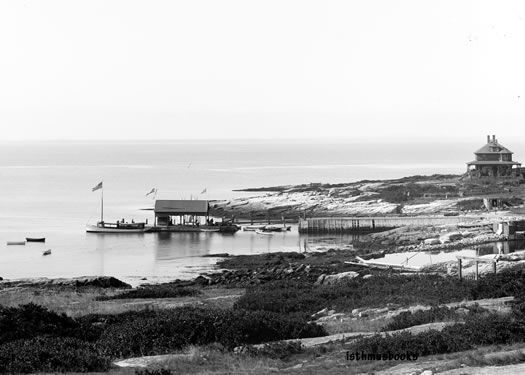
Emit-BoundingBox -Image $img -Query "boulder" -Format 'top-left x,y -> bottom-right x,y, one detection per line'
455,307 -> 470,316
72,276 -> 131,288
318,271 -> 359,285
311,307 -> 329,319
439,232 -> 463,244
315,274 -> 327,285
194,275 -> 211,286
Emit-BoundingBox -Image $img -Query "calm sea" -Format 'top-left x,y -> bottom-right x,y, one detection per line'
0,139 -> 509,285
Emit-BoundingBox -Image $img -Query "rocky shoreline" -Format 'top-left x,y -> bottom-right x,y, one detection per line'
210,174 -> 525,219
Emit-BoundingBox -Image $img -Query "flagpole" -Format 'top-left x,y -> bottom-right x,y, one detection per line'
101,182 -> 104,223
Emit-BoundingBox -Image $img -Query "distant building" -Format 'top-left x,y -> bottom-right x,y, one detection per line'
466,135 -> 522,178
154,199 -> 209,227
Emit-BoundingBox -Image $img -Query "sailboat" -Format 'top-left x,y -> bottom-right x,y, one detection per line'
86,182 -> 152,233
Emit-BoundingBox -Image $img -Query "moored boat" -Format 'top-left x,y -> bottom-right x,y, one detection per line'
243,225 -> 266,231
263,224 -> 291,232
200,228 -> 221,232
86,221 -> 152,233
255,229 -> 273,235
42,249 -> 51,256
26,237 -> 45,242
87,182 -> 151,233
6,241 -> 25,245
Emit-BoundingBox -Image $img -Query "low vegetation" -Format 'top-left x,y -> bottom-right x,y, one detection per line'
0,303 -> 326,373
236,269 -> 525,316
352,308 -> 525,357
96,285 -> 200,301
235,274 -> 474,315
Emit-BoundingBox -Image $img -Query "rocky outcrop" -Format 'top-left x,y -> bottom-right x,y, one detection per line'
315,271 -> 359,285
439,232 -> 463,244
0,276 -> 131,289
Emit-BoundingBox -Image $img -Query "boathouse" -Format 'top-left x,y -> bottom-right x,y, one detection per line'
466,135 -> 522,178
154,200 -> 209,227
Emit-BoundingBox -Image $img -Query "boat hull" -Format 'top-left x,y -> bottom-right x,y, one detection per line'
243,225 -> 266,231
255,230 -> 273,235
150,224 -> 240,233
26,238 -> 45,242
86,225 -> 152,233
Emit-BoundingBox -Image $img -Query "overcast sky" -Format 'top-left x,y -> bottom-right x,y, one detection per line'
1,0 -> 525,141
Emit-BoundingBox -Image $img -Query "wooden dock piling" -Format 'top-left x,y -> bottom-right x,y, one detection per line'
298,216 -> 480,234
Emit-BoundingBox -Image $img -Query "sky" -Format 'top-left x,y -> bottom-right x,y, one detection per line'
1,0 -> 525,141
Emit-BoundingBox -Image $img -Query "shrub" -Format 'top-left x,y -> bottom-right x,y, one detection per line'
0,336 -> 110,373
352,312 -> 525,358
136,369 -> 174,375
96,307 -> 326,357
236,270 -> 525,316
235,275 -> 476,315
382,306 -> 459,331
243,341 -> 303,359
96,286 -> 200,301
0,303 -> 80,345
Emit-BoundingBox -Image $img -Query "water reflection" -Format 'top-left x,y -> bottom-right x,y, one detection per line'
475,240 -> 525,256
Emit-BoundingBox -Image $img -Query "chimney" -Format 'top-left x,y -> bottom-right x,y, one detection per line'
487,135 -> 490,143
492,135 -> 496,143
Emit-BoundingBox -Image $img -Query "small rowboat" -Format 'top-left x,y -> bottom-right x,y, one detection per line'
6,241 -> 25,245
255,229 -> 273,235
243,225 -> 266,231
42,249 -> 51,256
263,224 -> 291,232
26,237 -> 45,242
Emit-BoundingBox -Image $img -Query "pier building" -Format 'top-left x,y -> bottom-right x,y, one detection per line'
152,199 -> 240,233
154,200 -> 209,228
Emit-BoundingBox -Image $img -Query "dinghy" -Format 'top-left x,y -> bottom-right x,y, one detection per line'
243,225 -> 266,231
6,241 -> 25,245
255,229 -> 273,235
26,237 -> 45,242
42,249 -> 51,256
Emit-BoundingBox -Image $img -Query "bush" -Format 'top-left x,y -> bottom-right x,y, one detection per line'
0,303 -> 80,345
352,312 -> 525,358
96,307 -> 326,357
382,306 -> 459,331
243,341 -> 303,359
0,336 -> 110,373
96,286 -> 200,301
236,270 -> 525,316
235,275 -> 475,315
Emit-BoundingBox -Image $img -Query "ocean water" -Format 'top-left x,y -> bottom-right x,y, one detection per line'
0,139 -> 512,285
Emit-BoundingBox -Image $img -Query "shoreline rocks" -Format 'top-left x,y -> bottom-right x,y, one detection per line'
0,276 -> 131,289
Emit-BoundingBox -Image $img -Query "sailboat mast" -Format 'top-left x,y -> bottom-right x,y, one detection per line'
101,184 -> 104,223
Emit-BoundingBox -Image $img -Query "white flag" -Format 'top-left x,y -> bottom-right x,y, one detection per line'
146,188 -> 156,196
92,181 -> 103,192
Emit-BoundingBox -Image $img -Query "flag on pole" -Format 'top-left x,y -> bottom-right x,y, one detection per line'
92,181 -> 103,192
200,188 -> 207,194
146,188 -> 156,197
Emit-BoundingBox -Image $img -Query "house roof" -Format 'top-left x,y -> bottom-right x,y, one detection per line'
475,141 -> 513,154
466,160 -> 521,166
154,200 -> 209,215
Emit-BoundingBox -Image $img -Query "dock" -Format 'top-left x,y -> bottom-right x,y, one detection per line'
298,216 -> 482,234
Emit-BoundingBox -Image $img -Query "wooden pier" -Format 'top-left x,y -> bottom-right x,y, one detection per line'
298,216 -> 481,234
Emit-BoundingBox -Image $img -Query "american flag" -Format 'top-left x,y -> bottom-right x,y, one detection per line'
92,181 -> 103,192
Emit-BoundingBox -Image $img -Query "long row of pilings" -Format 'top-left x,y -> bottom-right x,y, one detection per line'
298,216 -> 481,234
